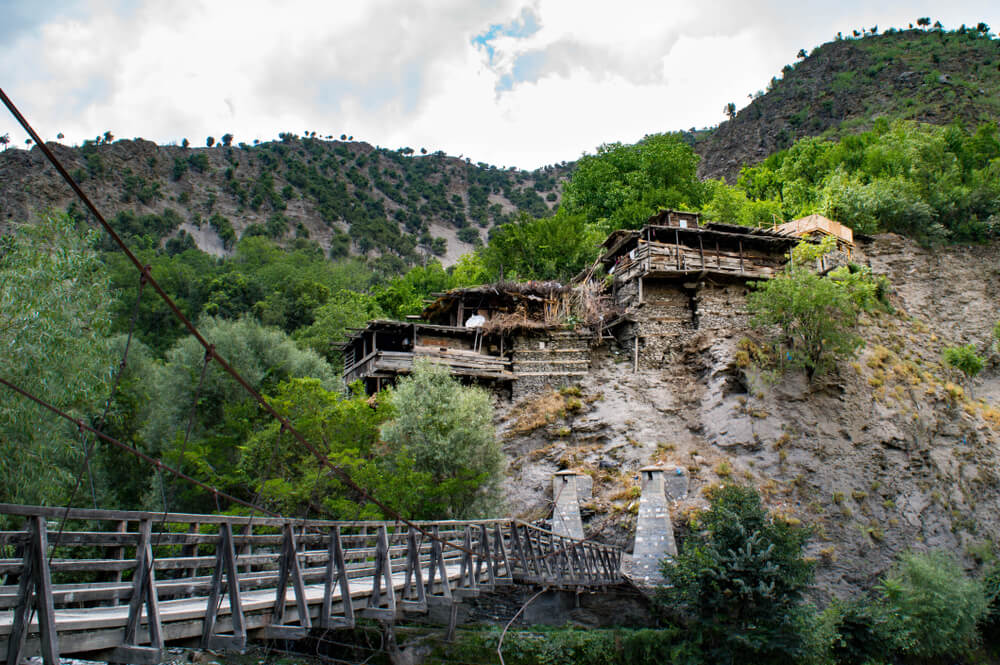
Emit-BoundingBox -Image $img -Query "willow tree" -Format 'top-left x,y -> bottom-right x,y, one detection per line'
0,214 -> 115,506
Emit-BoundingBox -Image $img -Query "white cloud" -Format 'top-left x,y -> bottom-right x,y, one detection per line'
0,0 -> 997,167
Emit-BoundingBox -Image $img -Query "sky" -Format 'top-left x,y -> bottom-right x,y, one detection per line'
1,0 -> 998,169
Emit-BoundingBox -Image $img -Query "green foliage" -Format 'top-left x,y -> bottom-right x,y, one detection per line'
235,378 -> 430,519
562,133 -> 704,231
878,550 -> 987,658
942,343 -> 985,381
381,359 -> 504,518
736,120 -> 1000,242
659,484 -> 814,665
994,319 -> 1000,351
0,214 -> 115,506
748,241 -> 874,379
145,316 -> 335,511
372,260 -> 455,320
825,599 -> 894,665
479,211 -> 602,282
441,626 -> 696,665
294,290 -> 384,366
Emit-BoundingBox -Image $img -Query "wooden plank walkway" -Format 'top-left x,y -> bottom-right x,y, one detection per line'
0,504 -> 622,664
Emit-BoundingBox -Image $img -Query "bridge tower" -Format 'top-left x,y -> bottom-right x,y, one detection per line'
631,466 -> 679,584
551,470 -> 585,540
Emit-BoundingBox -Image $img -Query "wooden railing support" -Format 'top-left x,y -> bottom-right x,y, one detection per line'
261,524 -> 311,640
320,526 -> 354,629
424,526 -> 452,606
109,518 -> 163,665
362,525 -> 396,619
202,523 -> 245,651
6,516 -> 59,665
400,529 -> 426,612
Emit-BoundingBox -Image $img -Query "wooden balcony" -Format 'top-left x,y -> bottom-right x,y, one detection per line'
612,240 -> 786,283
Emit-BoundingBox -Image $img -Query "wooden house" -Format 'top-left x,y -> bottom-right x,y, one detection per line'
339,282 -> 591,397
777,214 -> 855,256
598,210 -> 802,370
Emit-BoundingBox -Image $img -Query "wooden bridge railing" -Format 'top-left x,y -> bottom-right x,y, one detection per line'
0,504 -> 622,665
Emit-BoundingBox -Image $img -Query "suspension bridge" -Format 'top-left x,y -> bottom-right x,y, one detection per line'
0,503 -> 623,664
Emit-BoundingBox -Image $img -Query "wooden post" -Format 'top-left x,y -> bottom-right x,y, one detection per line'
638,277 -> 643,305
400,529 -> 427,611
716,241 -> 721,269
184,522 -> 200,579
739,241 -> 744,273
202,522 -> 246,651
698,235 -> 705,269
113,519 -> 128,605
276,524 -> 310,628
363,525 -> 397,619
7,516 -> 60,665
633,335 -> 639,373
110,518 -> 163,665
321,526 -> 354,629
424,525 -> 453,604
675,229 -> 681,269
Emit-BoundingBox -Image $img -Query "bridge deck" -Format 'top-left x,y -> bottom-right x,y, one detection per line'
0,504 -> 622,664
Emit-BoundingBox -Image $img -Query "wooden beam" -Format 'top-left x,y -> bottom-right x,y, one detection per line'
111,518 -> 162,664
321,526 -> 354,629
201,522 -> 245,651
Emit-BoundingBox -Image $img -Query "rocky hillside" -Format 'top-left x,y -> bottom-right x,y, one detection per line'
499,234 -> 1000,598
695,27 -> 1000,181
0,136 -> 571,267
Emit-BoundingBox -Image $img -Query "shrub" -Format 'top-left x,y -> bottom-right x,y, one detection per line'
659,484 -> 815,664
878,550 -> 987,658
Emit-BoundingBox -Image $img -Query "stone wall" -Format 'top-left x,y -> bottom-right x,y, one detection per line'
511,331 -> 592,400
696,282 -> 751,332
614,278 -> 753,370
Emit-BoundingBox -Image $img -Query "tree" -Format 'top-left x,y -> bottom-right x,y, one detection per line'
181,138 -> 190,148
942,344 -> 984,394
723,102 -> 736,119
102,131 -> 114,144
796,48 -> 807,59
659,484 -> 814,664
878,550 -> 987,658
144,316 -> 336,511
562,132 -> 704,232
381,360 -> 504,518
221,133 -> 234,147
917,17 -> 931,28
0,214 -> 115,506
0,133 -> 8,150
206,136 -> 215,148
56,132 -> 64,140
747,239 -> 870,379
993,320 -> 1000,351
479,210 -> 602,282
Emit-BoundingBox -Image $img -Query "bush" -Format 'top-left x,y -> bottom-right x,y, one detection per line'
879,550 -> 987,658
827,599 -> 894,665
942,343 -> 984,384
659,484 -> 815,664
748,240 -> 868,379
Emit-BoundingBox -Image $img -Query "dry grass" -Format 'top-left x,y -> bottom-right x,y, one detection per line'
509,390 -> 567,435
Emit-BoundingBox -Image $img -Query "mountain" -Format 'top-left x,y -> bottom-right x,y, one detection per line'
695,26 -> 1000,181
0,135 -> 571,267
